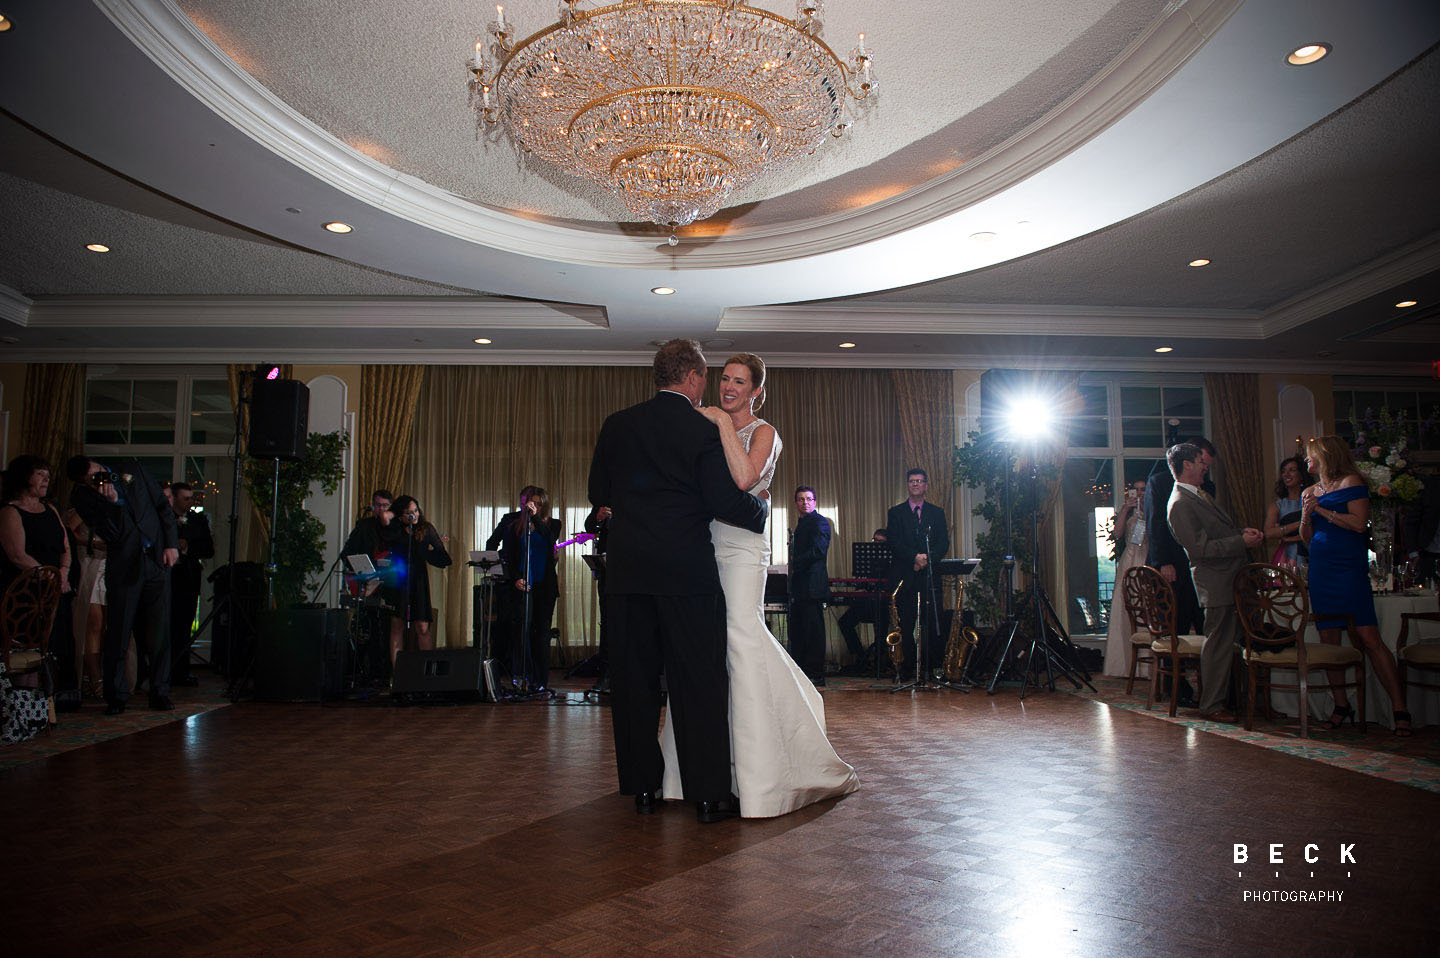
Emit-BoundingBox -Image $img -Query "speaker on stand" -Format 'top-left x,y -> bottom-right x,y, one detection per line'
248,379 -> 310,461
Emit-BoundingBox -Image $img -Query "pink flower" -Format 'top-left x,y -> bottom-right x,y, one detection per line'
1368,445 -> 1382,458
1377,483 -> 1393,497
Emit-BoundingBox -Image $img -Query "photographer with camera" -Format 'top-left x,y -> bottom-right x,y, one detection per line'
67,456 -> 178,715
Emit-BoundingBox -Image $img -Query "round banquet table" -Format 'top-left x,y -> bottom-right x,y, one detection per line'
1266,592 -> 1440,730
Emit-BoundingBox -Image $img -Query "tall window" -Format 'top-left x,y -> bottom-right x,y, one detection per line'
83,369 -> 236,638
1062,375 -> 1206,637
1333,385 -> 1440,449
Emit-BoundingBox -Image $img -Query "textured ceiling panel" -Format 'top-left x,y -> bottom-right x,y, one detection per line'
177,0 -> 1164,227
845,45 -> 1440,310
0,171 -> 483,297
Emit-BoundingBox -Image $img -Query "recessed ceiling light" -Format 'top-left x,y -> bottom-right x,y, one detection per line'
1188,258 -> 1211,267
85,243 -> 110,253
323,221 -> 353,234
1154,346 -> 1174,354
969,231 -> 997,243
1396,300 -> 1418,308
650,286 -> 676,295
473,337 -> 492,344
1286,43 -> 1331,66
838,342 -> 857,349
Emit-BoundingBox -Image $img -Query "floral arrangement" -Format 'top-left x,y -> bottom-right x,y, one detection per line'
1352,408 -> 1426,510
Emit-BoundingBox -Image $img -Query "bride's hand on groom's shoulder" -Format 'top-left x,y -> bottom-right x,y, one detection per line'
697,405 -> 727,426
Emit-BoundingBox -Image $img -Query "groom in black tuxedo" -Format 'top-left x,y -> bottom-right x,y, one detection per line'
589,339 -> 768,823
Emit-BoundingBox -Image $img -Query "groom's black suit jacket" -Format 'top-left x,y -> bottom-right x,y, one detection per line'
589,391 -> 767,594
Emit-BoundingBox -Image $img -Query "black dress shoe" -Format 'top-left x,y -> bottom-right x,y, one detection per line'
105,700 -> 127,716
634,791 -> 659,815
696,794 -> 741,824
148,694 -> 175,711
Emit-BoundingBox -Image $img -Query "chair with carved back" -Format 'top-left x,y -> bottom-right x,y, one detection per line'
1120,566 -> 1156,696
1395,595 -> 1440,726
1233,562 -> 1365,738
2,565 -> 62,725
1131,565 -> 1205,716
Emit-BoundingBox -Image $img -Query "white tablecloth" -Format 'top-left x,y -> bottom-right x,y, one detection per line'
1268,593 -> 1440,729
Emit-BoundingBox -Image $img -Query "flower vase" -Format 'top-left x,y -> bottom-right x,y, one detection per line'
1368,509 -> 1396,594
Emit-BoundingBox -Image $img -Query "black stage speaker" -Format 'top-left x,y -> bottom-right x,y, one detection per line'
249,378 -> 310,461
392,648 -> 487,701
254,607 -> 350,702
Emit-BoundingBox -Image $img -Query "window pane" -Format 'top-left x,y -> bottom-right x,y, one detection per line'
1162,387 -> 1203,419
1351,391 -> 1385,421
1385,391 -> 1420,425
131,412 -> 176,445
1074,385 -> 1108,419
1122,418 -> 1163,449
86,379 -> 131,412
1172,418 -> 1204,443
1061,457 -> 1114,636
1332,391 -> 1353,422
1123,457 -> 1165,489
129,457 -> 175,484
1067,419 -> 1109,448
190,412 -> 235,445
84,412 -> 129,445
191,380 -> 230,413
1120,386 -> 1160,418
132,379 -> 177,412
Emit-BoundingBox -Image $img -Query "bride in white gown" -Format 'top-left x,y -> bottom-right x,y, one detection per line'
660,353 -> 859,817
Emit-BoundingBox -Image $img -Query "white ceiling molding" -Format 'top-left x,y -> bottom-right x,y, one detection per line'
23,297 -> 606,329
0,284 -> 34,327
719,303 -> 1264,338
1259,231 -> 1440,337
103,0 -> 1239,270
1,346 -> 1423,377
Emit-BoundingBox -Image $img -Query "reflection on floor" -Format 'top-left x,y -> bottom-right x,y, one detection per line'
8,674 -> 1438,955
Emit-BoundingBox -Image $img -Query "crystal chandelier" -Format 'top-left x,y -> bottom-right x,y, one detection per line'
467,0 -> 876,238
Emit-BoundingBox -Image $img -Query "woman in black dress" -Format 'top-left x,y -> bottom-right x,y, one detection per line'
1,455 -> 74,683
379,495 -> 452,668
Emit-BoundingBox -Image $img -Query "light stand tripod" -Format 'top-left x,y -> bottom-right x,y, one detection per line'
987,445 -> 1095,698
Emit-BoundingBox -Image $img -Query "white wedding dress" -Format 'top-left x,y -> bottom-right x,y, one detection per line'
661,418 -> 859,817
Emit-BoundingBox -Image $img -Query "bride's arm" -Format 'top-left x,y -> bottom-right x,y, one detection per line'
700,407 -> 764,490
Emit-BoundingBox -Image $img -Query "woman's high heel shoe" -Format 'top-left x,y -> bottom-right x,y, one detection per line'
1319,706 -> 1355,730
1394,710 -> 1413,737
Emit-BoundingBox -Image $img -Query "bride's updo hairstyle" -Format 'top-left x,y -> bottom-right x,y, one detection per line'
726,352 -> 767,411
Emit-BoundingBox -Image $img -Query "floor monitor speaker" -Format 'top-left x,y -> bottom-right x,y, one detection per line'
392,648 -> 488,701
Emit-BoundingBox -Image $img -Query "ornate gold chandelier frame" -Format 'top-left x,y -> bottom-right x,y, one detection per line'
467,0 -> 876,237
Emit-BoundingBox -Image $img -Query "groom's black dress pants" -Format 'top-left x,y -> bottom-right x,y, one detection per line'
606,591 -> 731,802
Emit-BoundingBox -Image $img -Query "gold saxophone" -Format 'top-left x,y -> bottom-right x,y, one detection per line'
942,574 -> 981,681
884,579 -> 905,674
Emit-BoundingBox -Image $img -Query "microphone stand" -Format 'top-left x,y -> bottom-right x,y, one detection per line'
891,520 -> 945,694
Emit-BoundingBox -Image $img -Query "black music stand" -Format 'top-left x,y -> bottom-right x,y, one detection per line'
851,541 -> 893,579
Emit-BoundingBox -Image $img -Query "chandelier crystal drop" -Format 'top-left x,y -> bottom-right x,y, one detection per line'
467,0 -> 876,232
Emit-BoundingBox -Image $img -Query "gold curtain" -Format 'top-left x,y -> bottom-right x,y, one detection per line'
889,370 -> 956,537
356,365 -> 426,513
1204,372 -> 1268,529
403,365 -> 924,657
21,363 -> 85,505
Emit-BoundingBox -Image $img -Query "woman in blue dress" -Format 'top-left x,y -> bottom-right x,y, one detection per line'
1299,436 -> 1409,735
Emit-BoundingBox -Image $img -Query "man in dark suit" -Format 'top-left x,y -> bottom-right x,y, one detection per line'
166,482 -> 214,686
589,339 -> 768,824
885,468 -> 949,675
788,485 -> 831,686
67,456 -> 179,714
1144,436 -> 1217,637
1165,442 -> 1263,722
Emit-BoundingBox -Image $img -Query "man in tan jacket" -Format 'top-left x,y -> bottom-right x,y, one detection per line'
1165,442 -> 1263,722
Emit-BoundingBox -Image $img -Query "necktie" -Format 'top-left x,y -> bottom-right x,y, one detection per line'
1199,489 -> 1215,507
913,503 -> 922,523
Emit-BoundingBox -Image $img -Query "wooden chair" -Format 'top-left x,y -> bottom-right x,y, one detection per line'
1131,565 -> 1205,716
1233,562 -> 1365,738
1119,566 -> 1156,696
1396,599 -> 1440,726
2,565 -> 62,725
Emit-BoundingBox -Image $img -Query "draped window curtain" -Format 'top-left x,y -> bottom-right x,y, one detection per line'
21,363 -> 84,505
356,365 -> 426,512
403,366 -> 955,657
1204,372 -> 1267,531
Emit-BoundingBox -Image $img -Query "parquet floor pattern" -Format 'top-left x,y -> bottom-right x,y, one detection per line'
6,689 -> 1437,956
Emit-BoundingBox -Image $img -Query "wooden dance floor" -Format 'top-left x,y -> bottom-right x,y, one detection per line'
7,687 -> 1438,956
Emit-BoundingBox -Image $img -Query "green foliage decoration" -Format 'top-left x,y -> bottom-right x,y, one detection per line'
242,430 -> 348,608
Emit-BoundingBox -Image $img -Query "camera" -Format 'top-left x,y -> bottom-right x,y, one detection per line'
92,471 -> 115,486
